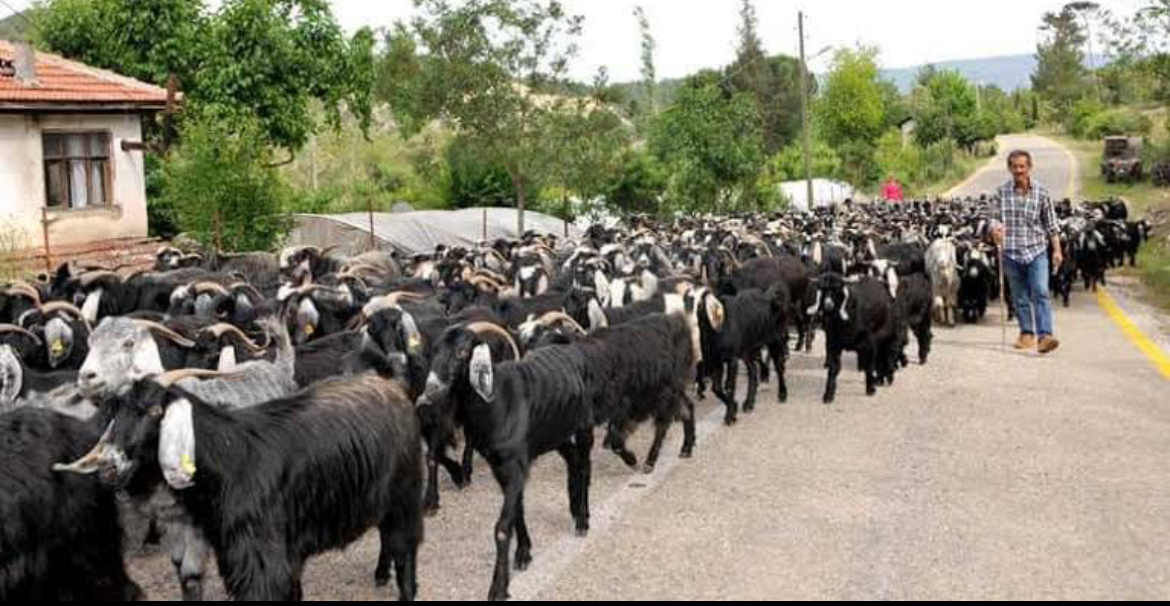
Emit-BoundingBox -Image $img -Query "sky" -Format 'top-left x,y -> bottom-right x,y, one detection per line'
3,0 -> 1149,80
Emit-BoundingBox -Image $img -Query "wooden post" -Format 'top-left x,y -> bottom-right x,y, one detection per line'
368,198 -> 377,252
483,207 -> 488,241
40,207 -> 53,276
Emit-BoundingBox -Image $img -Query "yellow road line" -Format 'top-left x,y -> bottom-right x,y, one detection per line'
1097,288 -> 1170,381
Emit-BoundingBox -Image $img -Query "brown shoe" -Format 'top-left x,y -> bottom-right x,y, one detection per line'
1038,336 -> 1061,355
1014,334 -> 1037,350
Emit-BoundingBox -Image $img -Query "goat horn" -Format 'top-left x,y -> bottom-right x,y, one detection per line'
193,282 -> 231,297
132,320 -> 196,348
230,283 -> 265,302
465,322 -> 521,361
155,368 -> 240,388
38,302 -> 93,331
536,311 -> 587,335
5,282 -> 42,305
0,324 -> 43,346
202,324 -> 265,353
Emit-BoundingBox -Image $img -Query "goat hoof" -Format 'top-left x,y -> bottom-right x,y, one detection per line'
575,525 -> 590,538
618,452 -> 638,469
679,448 -> 694,459
375,573 -> 391,588
723,415 -> 737,426
515,551 -> 532,571
639,463 -> 656,475
823,395 -> 835,405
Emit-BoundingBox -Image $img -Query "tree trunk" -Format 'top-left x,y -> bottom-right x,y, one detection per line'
512,171 -> 526,236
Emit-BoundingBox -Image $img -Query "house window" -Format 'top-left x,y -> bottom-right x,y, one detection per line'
43,133 -> 112,209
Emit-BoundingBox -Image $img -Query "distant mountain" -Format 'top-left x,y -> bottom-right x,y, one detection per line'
881,54 -> 1038,93
0,13 -> 31,41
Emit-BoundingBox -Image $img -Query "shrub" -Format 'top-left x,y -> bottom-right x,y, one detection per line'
157,112 -> 294,252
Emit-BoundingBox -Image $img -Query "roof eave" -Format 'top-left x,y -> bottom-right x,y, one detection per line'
0,101 -> 168,113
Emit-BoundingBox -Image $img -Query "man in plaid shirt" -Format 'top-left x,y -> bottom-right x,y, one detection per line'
992,150 -> 1063,354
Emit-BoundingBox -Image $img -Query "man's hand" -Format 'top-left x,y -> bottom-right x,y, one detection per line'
992,225 -> 1006,246
1052,249 -> 1064,273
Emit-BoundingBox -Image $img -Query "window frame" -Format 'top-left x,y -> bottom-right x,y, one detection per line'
41,130 -> 114,211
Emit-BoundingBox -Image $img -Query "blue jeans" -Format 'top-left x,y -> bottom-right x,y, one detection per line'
1004,255 -> 1054,337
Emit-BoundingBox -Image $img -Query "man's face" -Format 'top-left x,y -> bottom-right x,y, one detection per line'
1010,156 -> 1032,186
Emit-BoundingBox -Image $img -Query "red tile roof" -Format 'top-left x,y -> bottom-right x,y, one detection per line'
0,40 -> 170,108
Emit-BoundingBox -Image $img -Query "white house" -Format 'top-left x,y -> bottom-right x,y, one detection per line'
0,40 -> 168,250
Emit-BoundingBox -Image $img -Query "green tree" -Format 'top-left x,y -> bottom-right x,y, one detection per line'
650,79 -> 765,212
388,0 -> 584,233
1033,5 -> 1091,119
158,111 -> 294,251
771,138 -> 842,182
912,70 -> 986,148
33,0 -> 374,152
542,88 -> 631,220
633,5 -> 658,120
815,48 -> 887,150
603,150 -> 666,215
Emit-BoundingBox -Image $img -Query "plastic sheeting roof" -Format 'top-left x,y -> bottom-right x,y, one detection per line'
288,208 -> 582,256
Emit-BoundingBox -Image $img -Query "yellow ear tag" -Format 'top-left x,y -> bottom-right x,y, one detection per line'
51,340 -> 65,355
305,324 -> 316,336
408,335 -> 421,352
180,453 -> 197,476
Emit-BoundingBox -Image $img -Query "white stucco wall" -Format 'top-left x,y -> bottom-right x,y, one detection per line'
0,113 -> 148,249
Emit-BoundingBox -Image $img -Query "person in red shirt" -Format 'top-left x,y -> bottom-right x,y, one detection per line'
882,176 -> 905,202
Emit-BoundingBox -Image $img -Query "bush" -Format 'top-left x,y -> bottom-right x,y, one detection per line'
602,150 -> 666,215
874,130 -> 923,187
1069,98 -> 1107,138
771,140 -> 843,182
158,113 -> 294,252
921,138 -> 961,183
1083,108 -> 1155,140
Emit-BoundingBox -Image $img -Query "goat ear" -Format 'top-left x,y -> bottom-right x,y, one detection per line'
0,345 -> 22,405
587,298 -> 609,331
469,344 -> 495,402
159,398 -> 198,490
704,295 -> 726,332
400,311 -> 423,355
593,272 -> 611,305
217,345 -> 238,372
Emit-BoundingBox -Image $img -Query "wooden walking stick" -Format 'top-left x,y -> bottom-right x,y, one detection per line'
998,246 -> 1008,351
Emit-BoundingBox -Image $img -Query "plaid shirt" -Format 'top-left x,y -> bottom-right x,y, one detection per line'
994,180 -> 1059,264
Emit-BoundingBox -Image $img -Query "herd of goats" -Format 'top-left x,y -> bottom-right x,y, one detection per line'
0,197 -> 1153,601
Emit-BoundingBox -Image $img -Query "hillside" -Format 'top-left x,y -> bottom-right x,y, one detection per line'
881,54 -> 1037,93
0,13 -> 30,42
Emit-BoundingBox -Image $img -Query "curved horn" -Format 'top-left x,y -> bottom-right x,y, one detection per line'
132,320 -> 196,348
465,322 -> 522,361
38,302 -> 93,331
202,324 -> 265,353
0,324 -> 43,346
536,311 -> 587,335
193,282 -> 231,297
361,291 -> 427,317
5,282 -> 42,305
230,283 -> 265,302
156,368 -> 240,388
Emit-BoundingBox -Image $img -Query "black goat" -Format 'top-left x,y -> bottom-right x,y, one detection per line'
1,408 -> 142,601
56,373 -> 424,601
698,285 -> 789,426
892,273 -> 933,367
810,274 -> 899,404
418,329 -> 593,601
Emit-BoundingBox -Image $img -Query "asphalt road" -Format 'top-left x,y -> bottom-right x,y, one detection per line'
947,134 -> 1081,200
121,137 -> 1170,600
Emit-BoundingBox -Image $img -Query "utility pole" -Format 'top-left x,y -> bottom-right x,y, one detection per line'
798,11 -> 813,211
